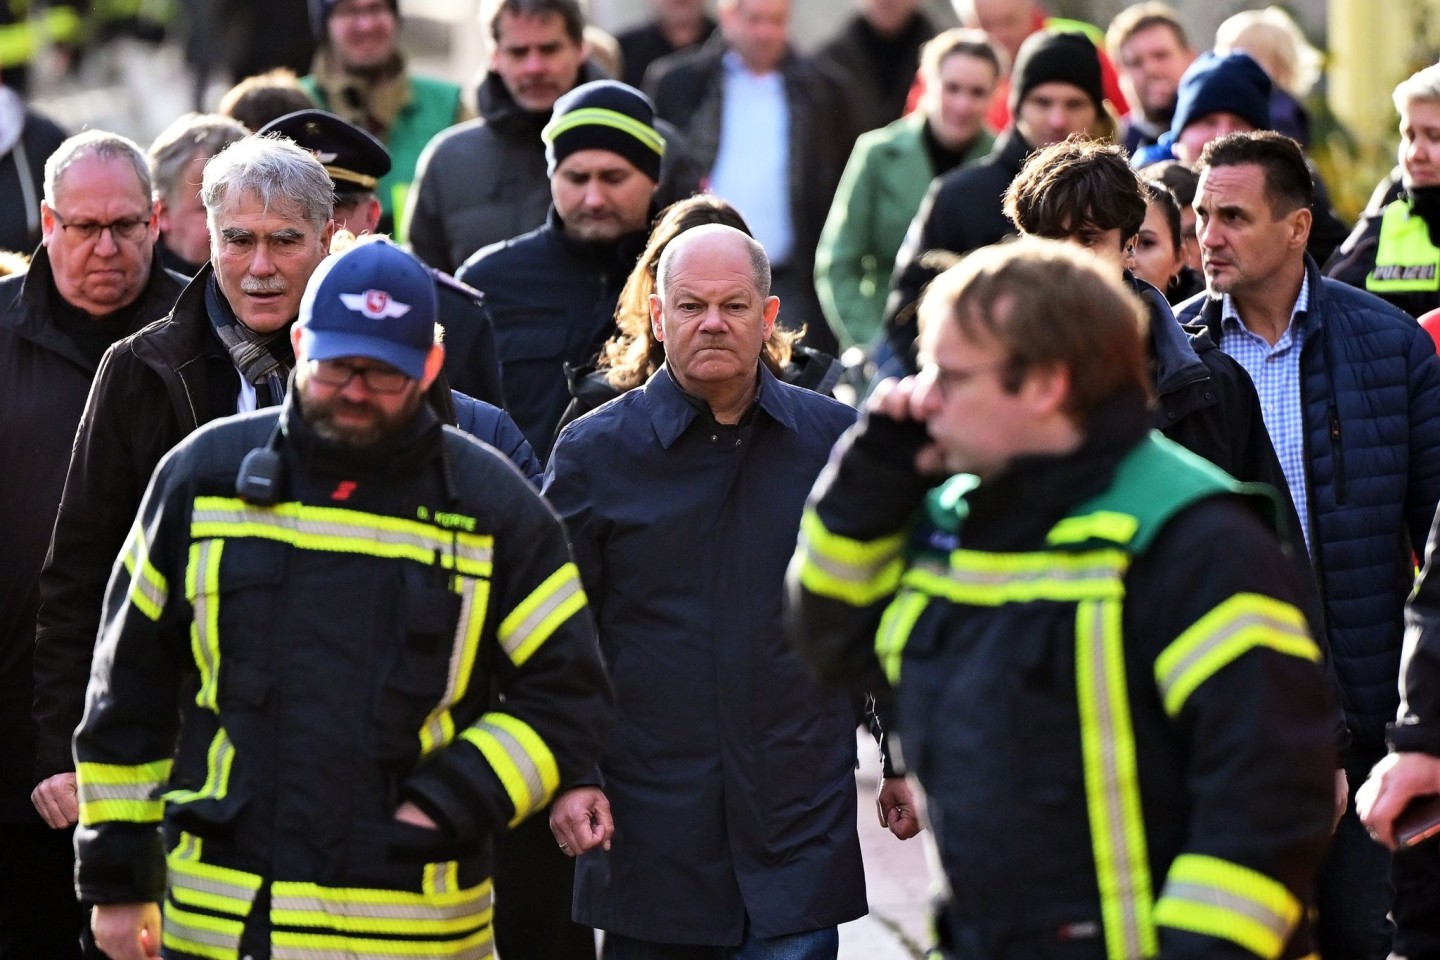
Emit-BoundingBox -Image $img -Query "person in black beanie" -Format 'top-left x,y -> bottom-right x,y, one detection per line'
1327,63 -> 1440,321
880,29 -> 1107,373
457,78 -> 666,462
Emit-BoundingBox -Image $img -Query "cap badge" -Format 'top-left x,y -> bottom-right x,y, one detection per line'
340,290 -> 412,320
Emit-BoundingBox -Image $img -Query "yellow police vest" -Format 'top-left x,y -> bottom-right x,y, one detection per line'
1367,197 -> 1440,294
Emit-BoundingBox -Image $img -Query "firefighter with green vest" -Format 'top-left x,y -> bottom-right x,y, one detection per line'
300,0 -> 470,240
786,238 -> 1336,960
1326,63 -> 1440,321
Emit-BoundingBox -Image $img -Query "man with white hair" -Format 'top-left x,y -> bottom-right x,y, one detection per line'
32,136 -> 336,843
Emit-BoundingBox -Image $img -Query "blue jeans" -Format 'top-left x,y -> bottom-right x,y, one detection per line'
603,925 -> 839,960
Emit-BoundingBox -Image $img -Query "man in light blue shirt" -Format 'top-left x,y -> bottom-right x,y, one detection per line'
645,0 -> 855,357
1178,130 -> 1440,960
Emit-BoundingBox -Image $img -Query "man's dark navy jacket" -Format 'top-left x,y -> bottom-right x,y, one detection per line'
542,365 -> 867,945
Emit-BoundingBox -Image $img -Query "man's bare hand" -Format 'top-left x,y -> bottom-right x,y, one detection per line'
866,377 -> 945,476
876,776 -> 922,840
1358,752 -> 1440,849
549,786 -> 613,856
92,902 -> 161,960
1332,767 -> 1349,833
393,802 -> 438,829
31,772 -> 78,828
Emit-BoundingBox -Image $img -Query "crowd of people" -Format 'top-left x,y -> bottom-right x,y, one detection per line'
3,1 -> 1440,959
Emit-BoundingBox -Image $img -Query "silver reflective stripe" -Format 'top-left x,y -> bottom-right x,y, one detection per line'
1079,599 -> 1152,960
500,574 -> 580,661
477,722 -> 544,811
1164,880 -> 1291,938
163,908 -> 242,953
191,504 -> 493,568
77,781 -> 157,805
272,889 -> 493,923
272,932 -> 493,960
1156,609 -> 1306,704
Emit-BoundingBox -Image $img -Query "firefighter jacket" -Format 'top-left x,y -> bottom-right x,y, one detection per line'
73,394 -> 613,960
785,395 -> 1337,960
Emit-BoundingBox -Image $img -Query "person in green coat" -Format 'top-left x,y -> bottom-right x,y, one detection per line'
815,28 -> 1002,354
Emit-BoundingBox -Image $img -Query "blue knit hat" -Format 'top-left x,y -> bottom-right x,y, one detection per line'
1166,51 -> 1273,142
543,80 -> 667,181
298,239 -> 435,380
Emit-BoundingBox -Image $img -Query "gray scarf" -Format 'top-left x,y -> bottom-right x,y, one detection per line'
205,274 -> 292,404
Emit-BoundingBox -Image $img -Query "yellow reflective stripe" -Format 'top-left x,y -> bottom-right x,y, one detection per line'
166,853 -> 262,917
1154,593 -> 1319,717
796,510 -> 907,607
1153,853 -> 1302,958
161,904 -> 245,960
1076,598 -> 1157,960
172,830 -> 203,862
76,758 -> 173,825
875,590 -> 928,685
190,497 -> 493,578
1046,510 -> 1139,547
420,576 -> 490,756
498,562 -> 585,667
272,925 -> 493,959
121,519 -> 169,621
271,878 -> 493,937
186,540 -> 224,711
903,548 -> 1128,606
162,729 -> 235,805
424,861 -> 460,896
0,22 -> 36,67
45,5 -> 83,44
541,107 -> 667,155
460,713 -> 559,826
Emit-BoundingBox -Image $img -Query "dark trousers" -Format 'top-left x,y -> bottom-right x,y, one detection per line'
494,810 -> 595,960
0,822 -> 97,960
1393,840 -> 1440,960
1317,767 -> 1394,960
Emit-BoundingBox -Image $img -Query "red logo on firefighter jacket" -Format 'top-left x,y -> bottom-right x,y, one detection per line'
331,480 -> 358,501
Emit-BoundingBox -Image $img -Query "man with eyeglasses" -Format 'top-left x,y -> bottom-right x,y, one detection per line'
72,237 -> 611,960
31,136 -> 336,849
787,238 -> 1336,959
0,128 -> 185,960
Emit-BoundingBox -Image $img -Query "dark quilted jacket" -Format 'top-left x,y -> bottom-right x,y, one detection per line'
1178,256 -> 1440,761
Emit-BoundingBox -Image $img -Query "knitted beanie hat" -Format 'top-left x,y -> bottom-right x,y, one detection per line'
542,80 -> 667,182
1167,51 -> 1273,139
1009,30 -> 1104,115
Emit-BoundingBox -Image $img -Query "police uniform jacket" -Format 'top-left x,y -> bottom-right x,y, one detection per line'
788,394 -> 1336,960
73,394 -> 612,960
542,365 -> 866,945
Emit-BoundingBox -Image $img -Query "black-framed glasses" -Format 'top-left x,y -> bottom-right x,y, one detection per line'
51,209 -> 152,243
307,359 -> 411,395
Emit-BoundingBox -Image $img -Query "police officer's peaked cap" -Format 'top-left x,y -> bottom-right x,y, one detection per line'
259,109 -> 392,196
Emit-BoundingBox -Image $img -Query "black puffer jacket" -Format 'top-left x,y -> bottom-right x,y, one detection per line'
406,64 -> 704,275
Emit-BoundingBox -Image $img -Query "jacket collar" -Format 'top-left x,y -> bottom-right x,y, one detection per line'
544,205 -> 651,267
1188,253 -> 1324,344
643,363 -> 797,449
5,246 -> 179,371
476,60 -> 608,128
1128,271 -> 1207,395
985,127 -> 1034,175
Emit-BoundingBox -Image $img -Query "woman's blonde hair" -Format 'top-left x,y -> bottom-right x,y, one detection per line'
601,194 -> 800,391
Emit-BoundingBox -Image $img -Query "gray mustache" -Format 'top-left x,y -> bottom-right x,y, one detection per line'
240,277 -> 287,295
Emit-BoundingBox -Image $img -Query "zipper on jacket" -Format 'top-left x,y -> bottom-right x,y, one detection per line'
1329,405 -> 1346,505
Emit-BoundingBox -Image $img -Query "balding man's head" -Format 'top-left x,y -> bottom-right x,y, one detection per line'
658,223 -> 771,300
651,224 -> 779,417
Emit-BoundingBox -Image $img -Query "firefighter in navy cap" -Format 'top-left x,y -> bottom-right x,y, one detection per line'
263,108 -> 504,406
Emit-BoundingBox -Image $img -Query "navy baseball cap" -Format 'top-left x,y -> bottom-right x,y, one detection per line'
297,239 -> 436,381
